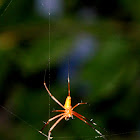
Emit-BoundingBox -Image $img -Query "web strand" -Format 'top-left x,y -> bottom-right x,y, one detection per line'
0,0 -> 13,16
0,105 -> 39,133
48,0 -> 51,129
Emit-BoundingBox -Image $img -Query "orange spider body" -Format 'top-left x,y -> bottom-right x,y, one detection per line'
64,96 -> 73,120
64,96 -> 71,108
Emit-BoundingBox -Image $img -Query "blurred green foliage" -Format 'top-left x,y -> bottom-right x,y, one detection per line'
0,0 -> 140,140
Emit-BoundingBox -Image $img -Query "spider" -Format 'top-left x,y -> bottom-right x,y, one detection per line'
39,72 -> 107,140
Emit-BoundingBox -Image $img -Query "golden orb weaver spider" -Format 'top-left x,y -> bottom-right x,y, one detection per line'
39,70 -> 107,140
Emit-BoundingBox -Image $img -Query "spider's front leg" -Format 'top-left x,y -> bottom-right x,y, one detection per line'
44,82 -> 65,109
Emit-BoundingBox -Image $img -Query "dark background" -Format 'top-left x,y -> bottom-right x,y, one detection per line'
0,0 -> 140,140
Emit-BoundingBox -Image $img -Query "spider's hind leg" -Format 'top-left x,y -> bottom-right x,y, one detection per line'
48,116 -> 65,140
72,111 -> 107,140
40,113 -> 64,132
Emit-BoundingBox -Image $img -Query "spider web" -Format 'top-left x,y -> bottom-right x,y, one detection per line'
0,0 -> 140,140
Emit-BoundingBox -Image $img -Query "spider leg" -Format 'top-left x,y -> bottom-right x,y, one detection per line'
48,115 -> 65,140
88,118 -> 108,133
72,102 -> 87,110
68,70 -> 70,96
52,110 -> 65,113
73,112 -> 107,140
73,111 -> 108,133
39,113 -> 65,132
44,82 -> 65,109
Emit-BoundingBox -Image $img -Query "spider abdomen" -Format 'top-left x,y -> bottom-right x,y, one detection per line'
64,96 -> 71,109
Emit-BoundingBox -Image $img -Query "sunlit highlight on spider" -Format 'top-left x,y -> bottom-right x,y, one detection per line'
39,71 -> 107,140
